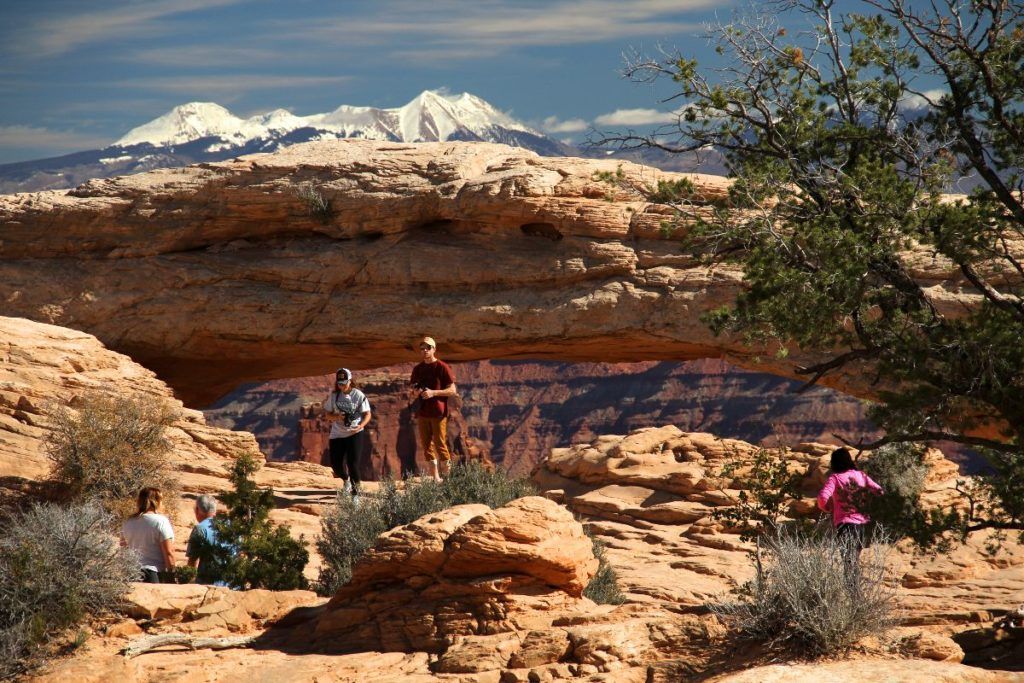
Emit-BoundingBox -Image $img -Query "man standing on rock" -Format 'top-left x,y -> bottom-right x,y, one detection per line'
410,336 -> 457,481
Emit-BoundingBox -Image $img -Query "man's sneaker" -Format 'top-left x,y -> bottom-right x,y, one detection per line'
351,493 -> 361,508
342,480 -> 352,495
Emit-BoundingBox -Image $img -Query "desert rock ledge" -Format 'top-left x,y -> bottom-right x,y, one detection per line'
0,140 -> 968,405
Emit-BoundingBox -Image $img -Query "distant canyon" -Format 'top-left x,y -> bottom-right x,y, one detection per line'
204,358 -> 881,478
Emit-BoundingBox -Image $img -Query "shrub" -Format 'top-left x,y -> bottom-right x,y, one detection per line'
45,392 -> 179,520
316,462 -> 536,595
203,452 -> 309,590
582,526 -> 626,605
0,502 -> 137,679
646,177 -> 695,204
857,444 -> 960,551
295,182 -> 333,224
712,526 -> 897,657
441,460 -> 538,508
316,492 -> 389,592
710,448 -> 810,541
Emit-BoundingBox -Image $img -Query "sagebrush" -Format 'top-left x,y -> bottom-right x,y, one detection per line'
295,182 -> 333,224
316,462 -> 535,595
45,392 -> 179,520
713,526 -> 897,657
0,502 -> 137,679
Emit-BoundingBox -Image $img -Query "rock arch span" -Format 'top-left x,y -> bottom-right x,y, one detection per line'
0,140 -> 960,406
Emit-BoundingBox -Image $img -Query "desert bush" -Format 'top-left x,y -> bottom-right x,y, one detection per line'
710,448 -> 810,541
316,492 -> 390,592
316,462 -> 536,595
582,526 -> 626,605
0,502 -> 137,679
46,392 -> 179,519
440,460 -> 538,509
201,452 -> 309,590
712,526 -> 897,657
295,182 -> 333,224
856,444 -> 960,550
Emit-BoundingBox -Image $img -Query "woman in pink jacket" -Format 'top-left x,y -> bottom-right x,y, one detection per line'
817,447 -> 884,550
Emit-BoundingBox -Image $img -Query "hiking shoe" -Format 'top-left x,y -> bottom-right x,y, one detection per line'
351,493 -> 361,508
342,480 -> 352,495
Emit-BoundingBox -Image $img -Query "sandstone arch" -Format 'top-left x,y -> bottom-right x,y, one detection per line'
0,140 -> 965,406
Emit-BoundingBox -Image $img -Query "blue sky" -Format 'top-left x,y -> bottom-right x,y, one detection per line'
0,0 -> 947,164
0,0 -> 741,163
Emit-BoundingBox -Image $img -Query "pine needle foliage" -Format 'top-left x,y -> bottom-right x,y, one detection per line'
204,452 -> 309,590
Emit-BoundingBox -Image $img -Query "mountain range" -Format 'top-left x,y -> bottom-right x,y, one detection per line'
0,90 -> 582,194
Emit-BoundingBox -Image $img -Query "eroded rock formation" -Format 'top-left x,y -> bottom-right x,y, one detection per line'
534,425 -> 1024,625
0,139 -> 964,407
0,315 -> 344,581
312,497 -> 597,653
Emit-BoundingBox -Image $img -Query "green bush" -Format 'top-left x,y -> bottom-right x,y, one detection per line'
710,448 -> 810,541
712,526 -> 897,657
45,392 -> 179,520
582,526 -> 626,605
316,461 -> 536,595
201,452 -> 309,590
0,502 -> 137,679
856,444 -> 960,550
646,177 -> 695,204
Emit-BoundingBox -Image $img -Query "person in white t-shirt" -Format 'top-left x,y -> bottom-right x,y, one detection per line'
323,367 -> 372,498
121,487 -> 175,583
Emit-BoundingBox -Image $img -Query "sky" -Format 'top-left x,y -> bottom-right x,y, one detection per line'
0,0 -> 743,163
0,0 -> 946,165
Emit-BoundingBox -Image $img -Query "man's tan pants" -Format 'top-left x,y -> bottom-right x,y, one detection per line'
417,416 -> 451,463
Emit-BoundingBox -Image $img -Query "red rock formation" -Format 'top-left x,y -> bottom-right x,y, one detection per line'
206,358 -> 881,477
312,497 -> 597,653
0,140 -> 977,409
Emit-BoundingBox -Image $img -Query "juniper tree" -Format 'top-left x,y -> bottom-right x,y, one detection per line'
202,452 -> 309,590
602,0 -> 1024,540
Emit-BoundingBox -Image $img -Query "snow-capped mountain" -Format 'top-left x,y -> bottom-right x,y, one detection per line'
115,91 -> 540,148
0,91 -> 573,193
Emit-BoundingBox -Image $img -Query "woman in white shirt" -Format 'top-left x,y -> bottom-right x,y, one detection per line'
121,487 -> 175,583
324,367 -> 372,499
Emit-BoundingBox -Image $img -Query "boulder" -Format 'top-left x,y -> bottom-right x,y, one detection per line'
313,496 -> 598,653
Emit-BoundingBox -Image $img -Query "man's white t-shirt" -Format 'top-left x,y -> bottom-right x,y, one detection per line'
121,513 -> 174,571
323,388 -> 371,440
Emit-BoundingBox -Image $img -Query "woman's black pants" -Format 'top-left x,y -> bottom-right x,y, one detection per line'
329,435 -> 361,492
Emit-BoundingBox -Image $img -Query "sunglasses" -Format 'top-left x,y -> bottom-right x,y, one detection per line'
419,345 -> 433,350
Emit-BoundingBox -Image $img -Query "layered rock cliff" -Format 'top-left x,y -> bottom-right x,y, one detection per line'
0,140 -> 975,407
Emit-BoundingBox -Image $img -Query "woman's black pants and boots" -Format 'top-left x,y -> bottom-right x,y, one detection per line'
329,435 -> 361,494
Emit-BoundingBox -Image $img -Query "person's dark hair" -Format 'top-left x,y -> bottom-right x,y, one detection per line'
829,448 -> 857,473
135,487 -> 162,516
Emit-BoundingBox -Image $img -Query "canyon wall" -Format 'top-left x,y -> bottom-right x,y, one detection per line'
205,358 -> 877,477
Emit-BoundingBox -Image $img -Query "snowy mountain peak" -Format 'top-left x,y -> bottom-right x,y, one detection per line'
114,90 -> 540,149
115,102 -> 245,147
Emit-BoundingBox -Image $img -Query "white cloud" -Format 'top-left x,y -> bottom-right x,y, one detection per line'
0,125 -> 111,151
113,75 -> 352,97
278,0 -> 712,61
594,108 -> 678,126
11,0 -> 248,58
124,46 -> 285,68
898,88 -> 948,112
541,116 -> 590,134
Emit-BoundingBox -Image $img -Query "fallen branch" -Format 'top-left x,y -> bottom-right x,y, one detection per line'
122,633 -> 258,659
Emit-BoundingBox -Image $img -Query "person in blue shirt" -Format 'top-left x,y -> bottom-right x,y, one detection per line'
186,494 -> 230,585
